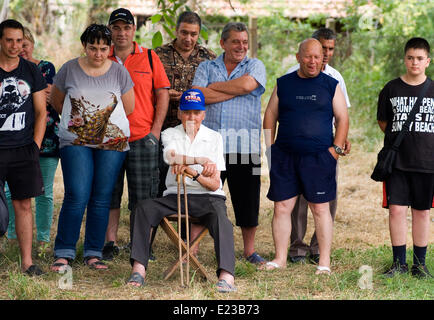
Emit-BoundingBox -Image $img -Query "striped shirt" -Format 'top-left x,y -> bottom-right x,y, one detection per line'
192,54 -> 266,154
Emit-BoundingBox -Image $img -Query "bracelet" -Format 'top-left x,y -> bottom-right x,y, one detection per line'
192,172 -> 201,181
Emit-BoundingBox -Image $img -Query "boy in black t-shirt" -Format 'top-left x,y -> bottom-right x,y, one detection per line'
0,19 -> 47,276
377,37 -> 433,278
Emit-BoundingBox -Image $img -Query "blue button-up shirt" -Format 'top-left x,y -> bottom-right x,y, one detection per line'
192,54 -> 266,154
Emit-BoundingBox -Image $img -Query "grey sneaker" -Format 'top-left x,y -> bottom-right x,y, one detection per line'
383,262 -> 409,278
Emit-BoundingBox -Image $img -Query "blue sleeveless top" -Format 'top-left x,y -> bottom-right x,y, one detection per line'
275,71 -> 338,154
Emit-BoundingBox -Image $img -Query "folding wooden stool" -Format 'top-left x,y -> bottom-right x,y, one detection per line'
159,173 -> 210,286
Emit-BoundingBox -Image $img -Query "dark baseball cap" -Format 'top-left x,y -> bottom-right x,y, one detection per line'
108,8 -> 135,25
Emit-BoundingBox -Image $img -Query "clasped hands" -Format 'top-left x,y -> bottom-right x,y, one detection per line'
167,150 -> 217,178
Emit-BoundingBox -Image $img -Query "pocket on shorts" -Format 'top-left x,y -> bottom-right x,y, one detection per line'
29,141 -> 41,161
325,149 -> 337,164
145,133 -> 159,149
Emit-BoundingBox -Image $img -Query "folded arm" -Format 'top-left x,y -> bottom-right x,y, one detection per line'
207,74 -> 259,96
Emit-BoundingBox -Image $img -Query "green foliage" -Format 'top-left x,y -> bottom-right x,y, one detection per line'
336,0 -> 434,145
87,0 -> 119,25
144,0 -> 215,48
256,13 -> 315,102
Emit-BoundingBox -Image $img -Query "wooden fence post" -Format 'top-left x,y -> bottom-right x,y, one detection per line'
249,16 -> 258,59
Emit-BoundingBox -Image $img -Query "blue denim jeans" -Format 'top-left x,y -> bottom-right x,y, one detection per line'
54,146 -> 126,260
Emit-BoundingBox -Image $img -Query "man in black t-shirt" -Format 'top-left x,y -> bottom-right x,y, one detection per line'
0,19 -> 47,276
377,37 -> 433,279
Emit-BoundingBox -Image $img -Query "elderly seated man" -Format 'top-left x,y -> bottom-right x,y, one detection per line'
126,89 -> 236,292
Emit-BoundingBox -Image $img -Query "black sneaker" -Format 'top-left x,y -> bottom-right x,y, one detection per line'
289,256 -> 306,264
411,264 -> 433,279
102,241 -> 119,261
383,262 -> 409,278
309,254 -> 320,265
149,248 -> 156,262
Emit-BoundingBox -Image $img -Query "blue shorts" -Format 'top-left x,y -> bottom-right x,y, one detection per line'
267,144 -> 337,203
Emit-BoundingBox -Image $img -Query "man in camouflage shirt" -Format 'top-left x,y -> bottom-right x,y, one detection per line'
151,12 -> 216,255
155,11 -> 216,131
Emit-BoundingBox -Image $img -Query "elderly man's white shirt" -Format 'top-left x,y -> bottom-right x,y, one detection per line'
161,124 -> 226,197
286,63 -> 351,108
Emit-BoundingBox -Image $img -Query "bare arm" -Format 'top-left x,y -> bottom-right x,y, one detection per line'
121,87 -> 135,116
45,84 -> 52,105
171,164 -> 221,192
378,120 -> 387,133
165,150 -> 216,177
50,85 -> 65,115
330,85 -> 349,159
207,74 -> 259,96
263,86 -> 279,148
33,90 -> 47,149
150,88 -> 169,140
192,86 -> 236,104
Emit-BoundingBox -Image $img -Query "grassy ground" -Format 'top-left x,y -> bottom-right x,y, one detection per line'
0,126 -> 433,300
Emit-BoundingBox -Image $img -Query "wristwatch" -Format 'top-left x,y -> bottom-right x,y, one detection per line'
333,144 -> 345,156
192,172 -> 201,181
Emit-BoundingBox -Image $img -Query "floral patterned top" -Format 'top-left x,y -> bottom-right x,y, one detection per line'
38,60 -> 60,158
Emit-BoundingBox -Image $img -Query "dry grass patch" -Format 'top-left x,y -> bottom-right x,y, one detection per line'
0,131 -> 432,300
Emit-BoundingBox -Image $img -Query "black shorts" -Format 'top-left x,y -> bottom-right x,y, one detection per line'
0,142 -> 44,200
383,169 -> 434,210
267,144 -> 337,203
221,153 -> 261,228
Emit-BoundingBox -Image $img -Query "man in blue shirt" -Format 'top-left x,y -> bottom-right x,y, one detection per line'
262,39 -> 349,274
192,22 -> 267,264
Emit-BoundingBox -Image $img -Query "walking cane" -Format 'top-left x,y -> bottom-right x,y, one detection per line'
182,173 -> 190,287
176,172 -> 193,287
176,173 -> 184,287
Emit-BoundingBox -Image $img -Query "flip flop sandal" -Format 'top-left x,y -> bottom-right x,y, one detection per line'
316,266 -> 332,275
84,256 -> 108,270
127,272 -> 146,287
216,279 -> 237,293
259,261 -> 282,271
51,258 -> 72,273
24,264 -> 45,276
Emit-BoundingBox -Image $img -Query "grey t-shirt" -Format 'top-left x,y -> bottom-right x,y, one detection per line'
54,58 -> 133,151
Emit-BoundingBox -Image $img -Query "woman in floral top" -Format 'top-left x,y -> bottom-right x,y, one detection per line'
49,24 -> 134,271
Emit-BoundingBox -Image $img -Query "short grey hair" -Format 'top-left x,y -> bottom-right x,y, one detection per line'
221,22 -> 248,42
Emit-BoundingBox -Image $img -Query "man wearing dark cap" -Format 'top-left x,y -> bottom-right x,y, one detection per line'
126,89 -> 236,292
103,8 -> 170,260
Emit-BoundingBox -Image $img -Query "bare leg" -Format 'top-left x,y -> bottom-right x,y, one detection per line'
241,226 -> 257,258
388,205 -> 408,246
190,223 -> 204,256
411,208 -> 430,247
13,199 -> 34,272
262,197 -> 297,269
106,208 -> 120,244
309,202 -> 333,271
